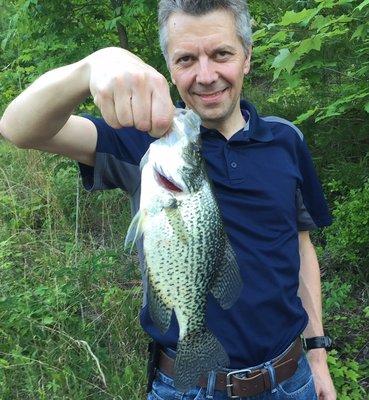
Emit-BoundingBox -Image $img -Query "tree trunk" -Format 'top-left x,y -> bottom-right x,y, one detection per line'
117,22 -> 129,49
110,0 -> 129,49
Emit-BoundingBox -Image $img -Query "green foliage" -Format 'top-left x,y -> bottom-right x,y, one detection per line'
322,275 -> 369,399
252,0 -> 369,123
328,351 -> 367,400
0,0 -> 167,114
324,181 -> 369,278
0,142 -> 147,399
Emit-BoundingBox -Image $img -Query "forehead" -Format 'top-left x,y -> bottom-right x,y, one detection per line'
166,9 -> 241,55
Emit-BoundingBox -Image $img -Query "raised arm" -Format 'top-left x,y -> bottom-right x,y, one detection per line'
0,47 -> 174,166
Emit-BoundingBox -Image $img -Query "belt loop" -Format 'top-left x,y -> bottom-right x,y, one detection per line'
206,370 -> 216,399
263,361 -> 277,394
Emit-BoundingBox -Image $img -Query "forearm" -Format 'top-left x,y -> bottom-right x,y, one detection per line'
0,60 -> 90,147
298,231 -> 337,398
298,231 -> 326,360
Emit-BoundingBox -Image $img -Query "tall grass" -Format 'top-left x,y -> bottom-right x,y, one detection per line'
0,139 -> 148,399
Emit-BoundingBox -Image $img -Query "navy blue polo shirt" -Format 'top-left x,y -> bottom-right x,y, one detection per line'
78,100 -> 332,368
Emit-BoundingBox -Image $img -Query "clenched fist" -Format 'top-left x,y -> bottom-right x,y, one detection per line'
85,47 -> 175,137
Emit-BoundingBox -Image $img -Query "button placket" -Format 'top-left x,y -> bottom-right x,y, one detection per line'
224,143 -> 243,180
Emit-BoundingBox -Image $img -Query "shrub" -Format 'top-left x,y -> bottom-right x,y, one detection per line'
324,181 -> 369,279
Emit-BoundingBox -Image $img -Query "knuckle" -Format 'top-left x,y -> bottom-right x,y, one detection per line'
131,71 -> 147,86
113,75 -> 125,88
152,73 -> 167,88
105,117 -> 121,129
98,88 -> 111,100
119,117 -> 134,128
153,115 -> 171,130
135,120 -> 151,132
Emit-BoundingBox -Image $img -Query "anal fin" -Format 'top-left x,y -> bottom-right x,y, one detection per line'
174,328 -> 229,392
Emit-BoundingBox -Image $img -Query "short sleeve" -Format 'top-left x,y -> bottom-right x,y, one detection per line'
77,115 -> 155,196
296,138 -> 332,230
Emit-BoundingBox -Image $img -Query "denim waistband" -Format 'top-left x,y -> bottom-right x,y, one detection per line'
163,336 -> 299,373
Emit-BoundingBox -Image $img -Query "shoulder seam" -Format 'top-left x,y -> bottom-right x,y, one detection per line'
260,116 -> 304,141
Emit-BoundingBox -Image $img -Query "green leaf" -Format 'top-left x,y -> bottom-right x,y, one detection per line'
364,306 -> 369,317
42,316 -> 54,325
345,369 -> 359,381
310,15 -> 332,31
293,108 -> 318,124
0,358 -> 9,368
282,72 -> 301,89
280,9 -> 318,26
272,49 -> 300,76
270,31 -> 288,42
252,28 -> 267,41
352,24 -> 369,41
295,36 -> 322,56
355,0 -> 369,11
364,102 -> 369,114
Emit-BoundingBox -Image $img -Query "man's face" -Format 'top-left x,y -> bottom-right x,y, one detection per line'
167,10 -> 251,126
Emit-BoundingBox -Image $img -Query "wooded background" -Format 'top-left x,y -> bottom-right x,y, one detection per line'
0,0 -> 368,399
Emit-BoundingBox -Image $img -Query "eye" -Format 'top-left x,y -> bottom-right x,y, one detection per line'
215,51 -> 232,61
177,55 -> 194,66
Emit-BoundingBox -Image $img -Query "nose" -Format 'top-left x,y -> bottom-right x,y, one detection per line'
195,57 -> 218,85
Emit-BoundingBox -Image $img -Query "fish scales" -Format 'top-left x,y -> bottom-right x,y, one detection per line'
145,182 -> 224,339
125,109 -> 243,391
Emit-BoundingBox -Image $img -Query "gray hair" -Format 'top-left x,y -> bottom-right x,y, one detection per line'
158,0 -> 253,64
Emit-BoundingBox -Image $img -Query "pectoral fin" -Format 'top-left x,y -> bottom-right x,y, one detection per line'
210,238 -> 243,309
124,209 -> 146,252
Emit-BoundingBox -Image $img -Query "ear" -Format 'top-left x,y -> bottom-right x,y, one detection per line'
243,46 -> 252,75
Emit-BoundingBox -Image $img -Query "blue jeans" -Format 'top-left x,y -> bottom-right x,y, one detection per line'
147,352 -> 317,400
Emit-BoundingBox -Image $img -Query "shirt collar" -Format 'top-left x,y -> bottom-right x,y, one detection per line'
175,99 -> 274,143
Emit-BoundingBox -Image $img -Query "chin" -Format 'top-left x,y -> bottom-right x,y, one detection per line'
197,107 -> 229,122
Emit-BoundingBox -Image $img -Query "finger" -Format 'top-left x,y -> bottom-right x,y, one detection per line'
150,77 -> 174,138
130,74 -> 152,132
113,75 -> 134,127
98,90 -> 121,129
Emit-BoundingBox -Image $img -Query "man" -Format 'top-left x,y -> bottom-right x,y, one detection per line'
0,0 -> 337,398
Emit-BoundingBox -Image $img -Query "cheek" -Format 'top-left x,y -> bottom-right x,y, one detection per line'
173,71 -> 194,93
219,63 -> 246,84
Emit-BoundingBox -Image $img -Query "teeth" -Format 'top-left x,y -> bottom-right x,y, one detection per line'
199,89 -> 226,98
202,91 -> 221,96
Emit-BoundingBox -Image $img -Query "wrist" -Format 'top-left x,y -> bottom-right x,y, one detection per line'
306,347 -> 327,363
69,59 -> 91,100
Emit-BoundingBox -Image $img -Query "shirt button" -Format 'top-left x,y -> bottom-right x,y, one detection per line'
231,162 -> 237,168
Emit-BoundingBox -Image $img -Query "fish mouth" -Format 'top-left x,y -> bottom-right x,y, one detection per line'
154,169 -> 183,193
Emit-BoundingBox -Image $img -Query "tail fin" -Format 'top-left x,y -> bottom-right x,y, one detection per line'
174,328 -> 229,392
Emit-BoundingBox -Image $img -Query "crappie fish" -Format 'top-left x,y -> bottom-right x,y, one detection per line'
125,109 -> 243,391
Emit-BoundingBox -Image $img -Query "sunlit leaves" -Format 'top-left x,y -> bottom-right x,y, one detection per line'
280,8 -> 318,26
272,49 -> 299,79
252,0 -> 369,124
355,0 -> 369,11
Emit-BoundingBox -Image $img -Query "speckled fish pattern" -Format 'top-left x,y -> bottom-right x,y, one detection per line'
127,110 -> 243,391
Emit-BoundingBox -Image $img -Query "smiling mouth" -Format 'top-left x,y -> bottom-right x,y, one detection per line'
155,170 -> 183,192
196,88 -> 228,100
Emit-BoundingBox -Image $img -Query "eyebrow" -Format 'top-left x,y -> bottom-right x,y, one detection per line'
212,45 -> 236,54
172,45 -> 236,61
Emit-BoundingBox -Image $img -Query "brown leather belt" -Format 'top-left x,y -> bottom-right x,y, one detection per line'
157,338 -> 302,398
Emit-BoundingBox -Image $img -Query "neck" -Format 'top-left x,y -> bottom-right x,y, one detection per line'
202,108 -> 245,140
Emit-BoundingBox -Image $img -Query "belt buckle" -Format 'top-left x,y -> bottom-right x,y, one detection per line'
226,368 -> 252,399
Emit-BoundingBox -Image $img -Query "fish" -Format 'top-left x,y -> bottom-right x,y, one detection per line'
125,109 -> 243,391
